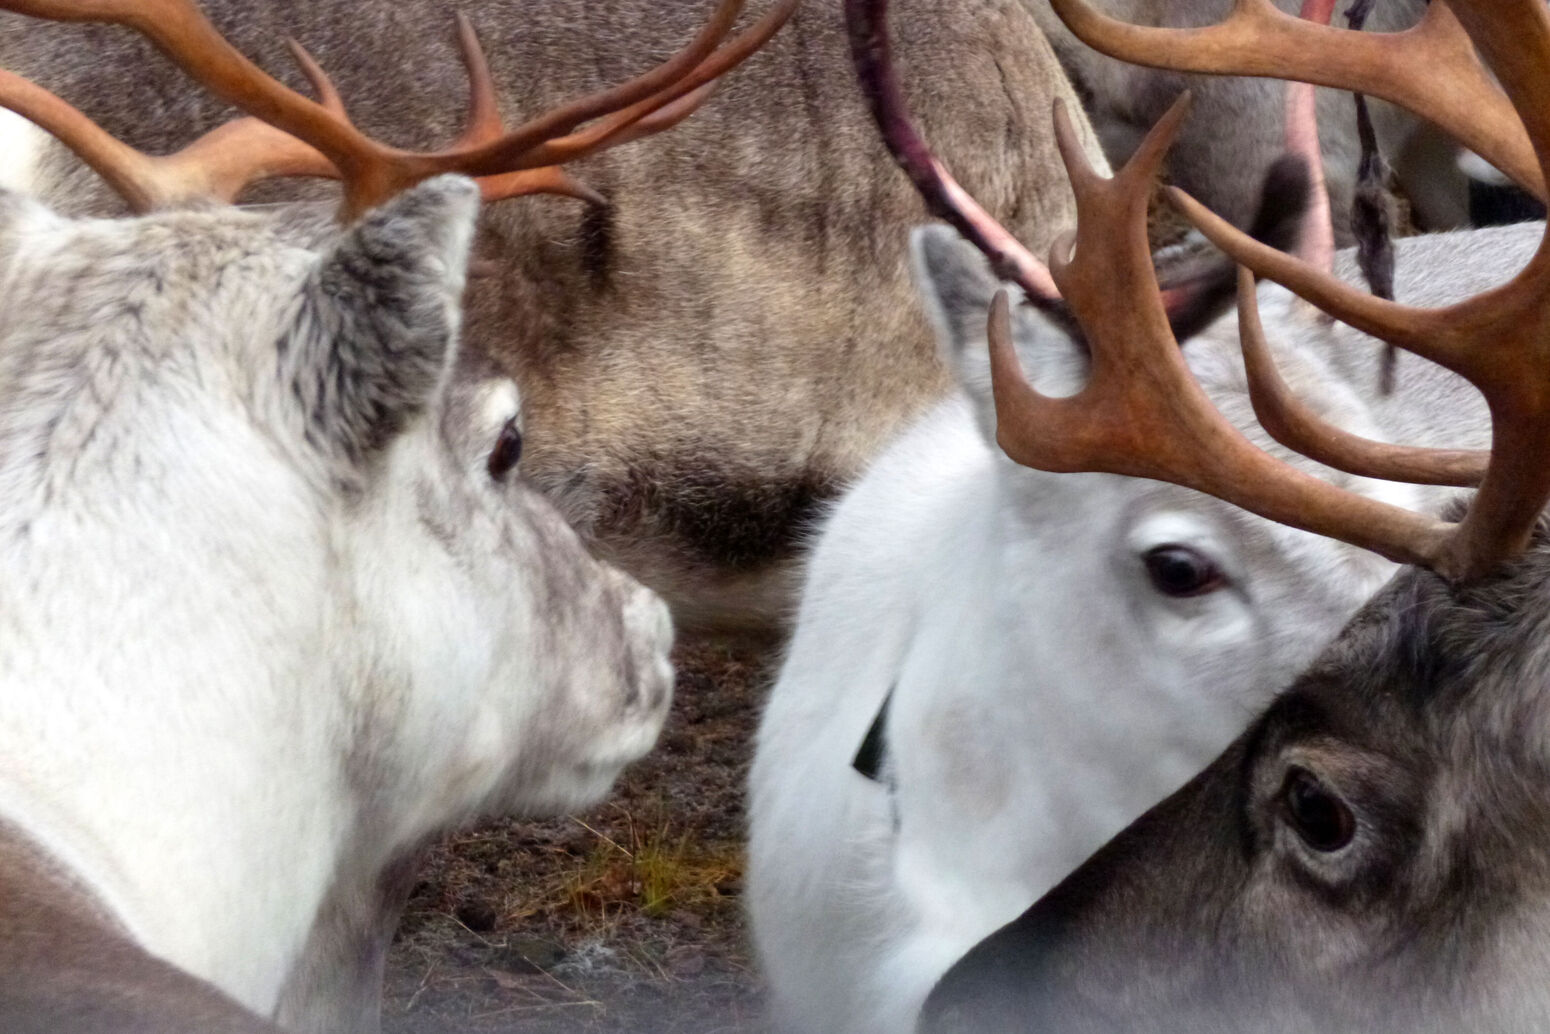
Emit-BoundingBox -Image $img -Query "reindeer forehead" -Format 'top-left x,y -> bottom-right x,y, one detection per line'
12,204 -> 307,291
0,207 -> 323,491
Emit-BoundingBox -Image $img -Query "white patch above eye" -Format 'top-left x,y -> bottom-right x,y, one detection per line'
1125,510 -> 1230,564
0,112 -> 47,196
476,378 -> 522,434
1123,508 -> 1248,597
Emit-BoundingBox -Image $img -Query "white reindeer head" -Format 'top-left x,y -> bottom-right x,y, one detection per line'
0,0 -> 805,1023
910,224 -> 1405,762
0,176 -> 672,1011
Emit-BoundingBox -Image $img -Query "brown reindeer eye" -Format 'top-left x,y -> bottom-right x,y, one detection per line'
1143,545 -> 1226,597
487,417 -> 523,479
1280,767 -> 1355,853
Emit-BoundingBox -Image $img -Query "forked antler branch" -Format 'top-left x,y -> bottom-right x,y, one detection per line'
984,98 -> 1456,571
854,0 -> 1550,582
0,0 -> 797,217
1158,0 -> 1550,579
1046,0 -> 1544,201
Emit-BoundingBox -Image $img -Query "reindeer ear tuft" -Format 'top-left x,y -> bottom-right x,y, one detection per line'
282,175 -> 480,470
910,224 -> 1002,361
910,224 -> 1088,446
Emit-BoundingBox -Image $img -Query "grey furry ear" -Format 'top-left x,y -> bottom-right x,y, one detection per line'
909,224 -> 1087,446
910,223 -> 1003,358
282,175 -> 479,469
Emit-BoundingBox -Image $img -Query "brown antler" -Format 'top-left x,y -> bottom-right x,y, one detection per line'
1234,267 -> 1488,488
852,0 -> 1537,580
1046,0 -> 1544,202
0,56 -> 339,211
984,97 -> 1455,571
1150,0 -> 1550,580
844,0 -> 1059,300
0,0 -> 797,218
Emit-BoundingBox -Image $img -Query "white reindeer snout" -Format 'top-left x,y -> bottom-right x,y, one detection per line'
601,573 -> 676,763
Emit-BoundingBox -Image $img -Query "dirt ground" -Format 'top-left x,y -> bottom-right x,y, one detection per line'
382,641 -> 776,1034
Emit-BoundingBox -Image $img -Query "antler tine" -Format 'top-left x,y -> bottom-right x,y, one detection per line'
990,92 -> 1472,572
509,0 -> 798,174
1234,268 -> 1488,487
441,0 -> 787,204
1,0 -> 793,218
429,13 -> 718,207
449,12 -> 505,151
444,0 -> 746,173
1046,0 -> 1543,202
1161,0 -> 1550,580
844,0 -> 1058,301
0,46 -> 342,211
0,0 -> 395,209
986,275 -> 1455,569
994,94 -> 1199,475
467,85 -> 718,207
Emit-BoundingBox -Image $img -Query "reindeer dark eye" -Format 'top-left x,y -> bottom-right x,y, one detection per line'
487,417 -> 523,479
1280,767 -> 1355,853
1143,545 -> 1226,597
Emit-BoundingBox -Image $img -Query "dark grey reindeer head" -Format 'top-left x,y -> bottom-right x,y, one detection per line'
851,0 -> 1550,1029
922,522 -> 1550,1033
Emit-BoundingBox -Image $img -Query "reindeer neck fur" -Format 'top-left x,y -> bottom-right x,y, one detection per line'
0,202 -> 396,1013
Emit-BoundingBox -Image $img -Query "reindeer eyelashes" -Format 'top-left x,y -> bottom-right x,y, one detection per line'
487,418 -> 524,480
1278,766 -> 1357,855
1142,544 -> 1228,598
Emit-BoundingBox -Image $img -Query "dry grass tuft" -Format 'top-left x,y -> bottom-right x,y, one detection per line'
383,641 -> 774,1034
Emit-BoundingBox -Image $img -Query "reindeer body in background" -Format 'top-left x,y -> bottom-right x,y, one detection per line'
1024,0 -> 1477,238
748,1 -> 1539,1030
0,1 -> 784,1027
0,0 -> 1108,638
911,1 -> 1550,1030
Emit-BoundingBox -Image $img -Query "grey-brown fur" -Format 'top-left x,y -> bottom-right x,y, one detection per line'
0,0 -> 1103,636
0,823 -> 283,1034
921,509 -> 1550,1033
1023,0 -> 1459,242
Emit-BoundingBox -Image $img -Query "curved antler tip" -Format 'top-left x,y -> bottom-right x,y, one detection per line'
1052,97 -> 1102,194
1120,91 -> 1191,185
1048,227 -> 1078,280
1162,184 -> 1212,224
985,286 -> 1035,405
990,286 -> 1011,319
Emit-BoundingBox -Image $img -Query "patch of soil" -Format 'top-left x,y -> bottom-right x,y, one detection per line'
382,641 -> 775,1034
